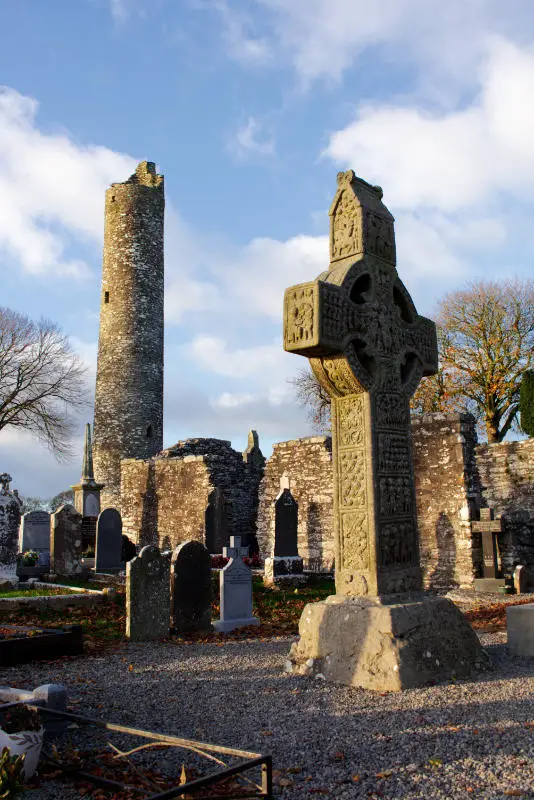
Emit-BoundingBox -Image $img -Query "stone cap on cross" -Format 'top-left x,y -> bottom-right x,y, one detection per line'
223,536 -> 249,560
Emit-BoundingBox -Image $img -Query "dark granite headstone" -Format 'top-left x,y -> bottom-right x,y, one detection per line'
274,486 -> 299,557
126,545 -> 170,641
50,504 -> 83,575
171,540 -> 212,633
19,510 -> 51,567
95,508 -> 122,573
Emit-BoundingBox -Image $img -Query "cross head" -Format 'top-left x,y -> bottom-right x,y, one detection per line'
223,535 -> 249,561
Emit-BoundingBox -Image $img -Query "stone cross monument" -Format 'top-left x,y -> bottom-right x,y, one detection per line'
472,508 -> 503,579
284,170 -> 488,690
71,423 -> 104,518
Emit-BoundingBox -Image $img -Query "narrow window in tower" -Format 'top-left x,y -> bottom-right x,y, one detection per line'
104,291 -> 110,304
146,424 -> 153,438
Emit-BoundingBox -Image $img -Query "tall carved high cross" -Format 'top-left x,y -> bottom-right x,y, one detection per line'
284,171 -> 438,596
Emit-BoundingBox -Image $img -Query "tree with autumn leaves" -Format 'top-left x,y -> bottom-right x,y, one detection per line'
291,280 -> 534,444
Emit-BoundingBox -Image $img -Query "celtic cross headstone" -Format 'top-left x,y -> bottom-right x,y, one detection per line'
284,170 -> 437,596
284,171 -> 488,690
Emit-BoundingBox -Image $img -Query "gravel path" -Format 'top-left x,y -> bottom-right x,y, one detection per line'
5,630 -> 534,799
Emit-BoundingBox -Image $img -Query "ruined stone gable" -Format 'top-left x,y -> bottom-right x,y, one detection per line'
476,438 -> 534,573
257,436 -> 334,572
412,413 -> 482,590
120,435 -> 264,553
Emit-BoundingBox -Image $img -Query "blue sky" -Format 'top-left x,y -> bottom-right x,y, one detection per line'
2,0 -> 534,497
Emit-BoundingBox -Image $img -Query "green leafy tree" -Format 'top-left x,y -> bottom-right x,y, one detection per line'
519,370 -> 534,436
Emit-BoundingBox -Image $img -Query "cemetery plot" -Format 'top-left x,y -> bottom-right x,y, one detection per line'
0,624 -> 83,666
26,705 -> 273,799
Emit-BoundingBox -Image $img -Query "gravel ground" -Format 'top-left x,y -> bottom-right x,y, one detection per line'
4,630 -> 534,799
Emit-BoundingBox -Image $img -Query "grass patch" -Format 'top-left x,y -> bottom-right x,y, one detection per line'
3,591 -> 126,656
0,587 -> 83,598
44,577 -> 106,590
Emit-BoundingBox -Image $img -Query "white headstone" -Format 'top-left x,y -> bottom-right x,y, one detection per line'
214,536 -> 259,633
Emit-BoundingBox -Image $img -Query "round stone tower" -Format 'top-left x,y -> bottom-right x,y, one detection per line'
93,161 -> 164,511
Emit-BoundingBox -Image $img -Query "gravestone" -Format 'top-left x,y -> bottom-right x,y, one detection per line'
472,509 -> 503,578
50,504 -> 83,575
264,478 -> 305,585
19,511 -> 51,567
0,473 -> 22,565
514,565 -> 530,594
507,604 -> 534,656
170,540 -> 212,633
284,170 -> 488,690
214,536 -> 259,632
95,508 -> 123,573
126,545 -> 170,641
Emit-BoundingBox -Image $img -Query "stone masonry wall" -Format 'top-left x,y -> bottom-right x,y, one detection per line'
412,413 -> 481,590
120,436 -> 265,553
93,161 -> 165,512
476,439 -> 534,573
257,419 -> 484,586
257,437 -> 334,571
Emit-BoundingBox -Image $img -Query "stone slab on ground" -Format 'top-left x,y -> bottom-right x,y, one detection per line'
507,603 -> 534,656
10,632 -> 534,800
0,625 -> 83,666
474,578 -> 507,593
288,594 -> 489,691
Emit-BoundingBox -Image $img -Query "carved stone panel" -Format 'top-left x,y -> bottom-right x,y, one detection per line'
331,189 -> 362,261
284,284 -> 317,351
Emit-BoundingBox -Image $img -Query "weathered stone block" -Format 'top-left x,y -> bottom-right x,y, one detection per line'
507,604 -> 534,656
264,556 -> 306,586
288,594 -> 489,691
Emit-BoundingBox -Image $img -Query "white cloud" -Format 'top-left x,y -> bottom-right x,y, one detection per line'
218,0 -> 534,88
109,0 -> 129,23
218,234 -> 328,319
212,0 -> 271,66
233,117 -> 275,158
325,40 -> 534,212
318,40 -> 534,295
0,87 -> 135,277
188,336 -> 282,378
213,392 -> 255,408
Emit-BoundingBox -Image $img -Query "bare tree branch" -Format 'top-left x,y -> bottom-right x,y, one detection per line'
0,307 -> 90,459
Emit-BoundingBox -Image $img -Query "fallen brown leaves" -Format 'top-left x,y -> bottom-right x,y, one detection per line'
464,598 -> 534,631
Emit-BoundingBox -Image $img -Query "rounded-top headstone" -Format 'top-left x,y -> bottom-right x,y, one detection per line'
126,545 -> 170,641
171,540 -> 212,633
95,508 -> 123,572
